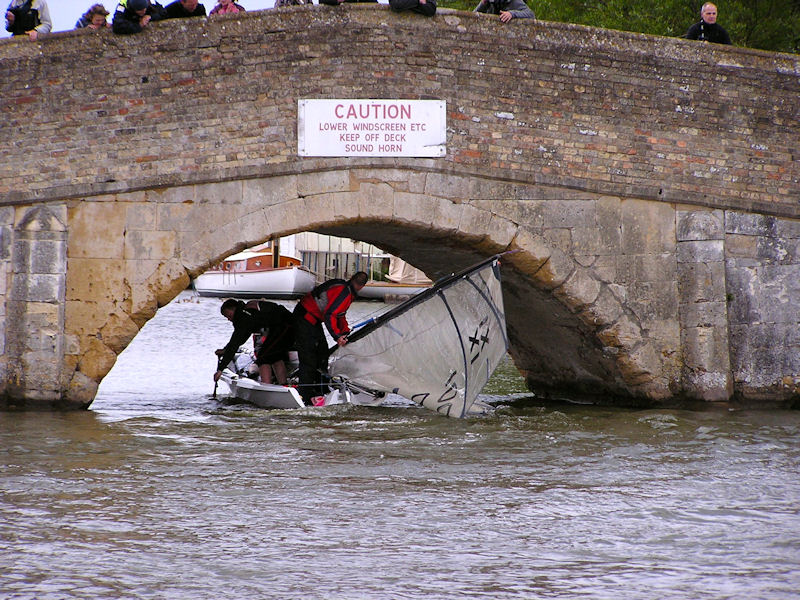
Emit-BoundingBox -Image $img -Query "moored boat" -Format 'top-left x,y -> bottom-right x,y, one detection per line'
193,247 -> 316,299
359,257 -> 432,300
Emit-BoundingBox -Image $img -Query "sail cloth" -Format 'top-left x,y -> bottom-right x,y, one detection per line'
329,255 -> 508,418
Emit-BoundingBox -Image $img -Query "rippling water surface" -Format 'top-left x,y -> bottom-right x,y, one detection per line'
2,292 -> 799,599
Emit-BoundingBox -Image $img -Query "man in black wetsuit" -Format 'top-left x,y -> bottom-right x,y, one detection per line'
685,3 -> 732,45
213,299 -> 294,386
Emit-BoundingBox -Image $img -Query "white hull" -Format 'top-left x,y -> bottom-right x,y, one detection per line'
220,371 -> 305,409
359,281 -> 430,300
194,266 -> 316,299
219,371 -> 384,410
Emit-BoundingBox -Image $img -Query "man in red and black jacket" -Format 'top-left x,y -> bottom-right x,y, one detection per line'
292,271 -> 368,405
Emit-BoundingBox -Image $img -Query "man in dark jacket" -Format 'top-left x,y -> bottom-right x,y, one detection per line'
474,0 -> 534,23
292,272 -> 367,405
685,2 -> 732,45
164,0 -> 206,19
389,0 -> 435,17
112,0 -> 166,34
214,299 -> 295,386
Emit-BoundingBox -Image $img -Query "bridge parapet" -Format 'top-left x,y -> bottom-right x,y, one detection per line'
1,6 -> 798,214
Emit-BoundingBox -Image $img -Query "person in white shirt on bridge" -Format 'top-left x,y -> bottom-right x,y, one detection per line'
474,0 -> 533,23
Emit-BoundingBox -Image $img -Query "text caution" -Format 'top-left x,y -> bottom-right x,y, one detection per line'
298,99 -> 446,157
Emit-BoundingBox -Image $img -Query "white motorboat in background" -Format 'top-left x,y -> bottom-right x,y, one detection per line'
193,241 -> 316,299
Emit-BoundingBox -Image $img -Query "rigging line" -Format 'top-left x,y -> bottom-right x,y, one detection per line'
436,288 -> 470,419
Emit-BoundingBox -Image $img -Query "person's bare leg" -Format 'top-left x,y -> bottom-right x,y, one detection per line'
272,361 -> 288,386
259,364 -> 273,384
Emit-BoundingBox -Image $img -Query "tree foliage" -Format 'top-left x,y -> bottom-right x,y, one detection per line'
438,0 -> 799,53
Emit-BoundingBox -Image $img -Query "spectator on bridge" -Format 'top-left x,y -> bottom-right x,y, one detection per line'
319,0 -> 377,6
388,0 -> 435,17
75,3 -> 111,29
685,3 -> 732,45
474,0 -> 533,23
112,0 -> 166,34
5,0 -> 51,40
209,0 -> 244,15
164,0 -> 206,18
274,0 -> 310,7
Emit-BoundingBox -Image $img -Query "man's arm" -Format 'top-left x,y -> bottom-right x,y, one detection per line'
216,328 -> 251,371
321,285 -> 352,342
34,0 -> 51,33
685,22 -> 701,40
505,0 -> 534,19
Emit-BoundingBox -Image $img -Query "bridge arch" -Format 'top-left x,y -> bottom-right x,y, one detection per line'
60,166 -> 674,408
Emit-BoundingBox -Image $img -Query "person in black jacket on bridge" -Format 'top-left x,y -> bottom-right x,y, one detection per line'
685,2 -> 732,45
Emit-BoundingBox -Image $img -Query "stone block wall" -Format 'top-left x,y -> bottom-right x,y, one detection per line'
1,205 -> 67,405
725,213 -> 800,401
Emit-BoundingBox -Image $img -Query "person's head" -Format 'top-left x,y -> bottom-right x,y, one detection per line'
220,298 -> 242,321
86,4 -> 109,27
181,0 -> 200,11
700,2 -> 718,24
218,0 -> 233,5
350,271 -> 368,292
128,0 -> 149,15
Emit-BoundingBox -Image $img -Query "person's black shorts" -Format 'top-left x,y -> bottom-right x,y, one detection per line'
254,326 -> 293,365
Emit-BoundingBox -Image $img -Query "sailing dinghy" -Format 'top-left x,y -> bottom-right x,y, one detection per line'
328,255 -> 509,418
218,351 -> 383,409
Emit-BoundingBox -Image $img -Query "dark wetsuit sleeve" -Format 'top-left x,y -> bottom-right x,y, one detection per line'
217,311 -> 256,370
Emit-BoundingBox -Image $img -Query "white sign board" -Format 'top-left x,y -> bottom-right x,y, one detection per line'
298,99 -> 446,157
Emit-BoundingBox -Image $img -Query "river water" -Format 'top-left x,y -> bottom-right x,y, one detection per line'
2,291 -> 799,599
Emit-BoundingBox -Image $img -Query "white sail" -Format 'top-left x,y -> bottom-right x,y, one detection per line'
329,256 -> 508,418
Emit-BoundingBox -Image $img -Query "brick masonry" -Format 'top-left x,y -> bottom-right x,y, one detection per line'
0,6 -> 798,408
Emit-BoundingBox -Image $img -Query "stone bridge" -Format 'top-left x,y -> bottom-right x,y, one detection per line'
1,5 -> 798,409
